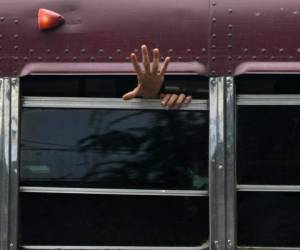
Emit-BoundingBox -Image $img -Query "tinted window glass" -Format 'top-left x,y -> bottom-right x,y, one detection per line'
21,108 -> 208,190
21,75 -> 209,99
237,106 -> 300,185
20,193 -> 209,247
237,75 -> 300,94
238,192 -> 300,247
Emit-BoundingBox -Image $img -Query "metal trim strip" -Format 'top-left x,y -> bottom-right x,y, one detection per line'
22,97 -> 208,110
21,246 -> 209,250
20,186 -> 208,197
237,185 -> 300,192
237,95 -> 300,106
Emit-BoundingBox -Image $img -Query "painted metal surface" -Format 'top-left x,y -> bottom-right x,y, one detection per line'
2,0 -> 300,76
0,0 -> 209,76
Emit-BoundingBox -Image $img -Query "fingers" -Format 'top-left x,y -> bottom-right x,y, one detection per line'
160,56 -> 171,77
152,48 -> 159,74
141,45 -> 151,74
130,53 -> 142,77
160,93 -> 192,109
122,86 -> 140,100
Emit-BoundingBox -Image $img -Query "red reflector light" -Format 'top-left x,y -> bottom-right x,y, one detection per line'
38,8 -> 64,31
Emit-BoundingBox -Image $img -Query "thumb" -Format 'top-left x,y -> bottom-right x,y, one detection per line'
122,86 -> 140,100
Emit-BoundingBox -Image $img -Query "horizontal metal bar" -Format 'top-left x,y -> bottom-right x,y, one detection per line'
238,95 -> 300,106
237,185 -> 300,192
238,247 -> 300,250
22,97 -> 208,111
21,245 -> 209,250
20,186 -> 208,197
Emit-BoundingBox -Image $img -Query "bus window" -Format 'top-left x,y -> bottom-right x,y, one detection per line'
20,193 -> 208,246
19,75 -> 209,248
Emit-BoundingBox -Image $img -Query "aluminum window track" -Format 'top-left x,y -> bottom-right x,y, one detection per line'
21,245 -> 209,250
20,186 -> 208,197
238,247 -> 300,250
237,94 -> 300,106
22,97 -> 208,110
237,185 -> 300,192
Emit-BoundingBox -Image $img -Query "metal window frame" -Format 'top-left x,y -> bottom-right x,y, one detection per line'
20,246 -> 209,250
0,77 -> 20,250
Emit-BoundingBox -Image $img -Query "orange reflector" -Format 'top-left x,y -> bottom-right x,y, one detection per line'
38,9 -> 64,31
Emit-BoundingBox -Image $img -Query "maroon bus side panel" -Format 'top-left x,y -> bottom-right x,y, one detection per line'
210,0 -> 300,75
0,0 -> 209,76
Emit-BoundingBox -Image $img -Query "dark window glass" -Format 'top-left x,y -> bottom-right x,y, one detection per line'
237,74 -> 300,94
237,106 -> 300,185
21,75 -> 209,99
20,193 -> 209,247
238,192 -> 300,247
21,108 -> 208,190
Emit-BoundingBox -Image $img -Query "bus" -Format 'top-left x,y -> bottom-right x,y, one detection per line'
1,0 -> 300,250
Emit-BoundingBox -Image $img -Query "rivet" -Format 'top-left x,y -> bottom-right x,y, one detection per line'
0,17 -> 4,22
14,45 -> 18,50
219,165 -> 223,169
202,48 -> 206,53
160,56 -> 165,61
125,56 -> 130,61
13,70 -> 18,76
0,57 -> 2,61
212,2 -> 216,6
23,57 -> 28,61
64,49 -> 69,54
186,48 -> 191,53
279,48 -> 284,52
211,70 -> 216,75
261,48 -> 267,53
13,56 -> 18,61
134,49 -> 139,53
29,49 -> 34,54
0,46 -> 2,50
73,57 -> 77,61
212,17 -> 217,22
271,56 -> 275,60
38,57 -> 43,61
244,48 -> 249,53
280,7 -> 284,11
116,49 -> 121,53
254,12 -> 261,17
238,56 -> 242,60
228,33 -> 233,37
168,49 -> 173,53
228,44 -> 233,49
178,56 -> 182,61
90,56 -> 95,61
98,49 -> 104,53
228,8 -> 233,13
195,56 -> 200,61
13,34 -> 19,39
212,56 -> 216,61
297,48 -> 300,53
56,56 -> 60,61
108,56 -> 113,60
252,55 -> 257,60
212,45 -> 216,49
228,56 -> 232,61
212,33 -> 217,38
228,70 -> 232,74
14,19 -> 19,24
289,56 -> 294,59
228,24 -> 233,29
81,48 -> 86,53
46,49 -> 51,53
293,11 -> 299,15
0,34 -> 3,39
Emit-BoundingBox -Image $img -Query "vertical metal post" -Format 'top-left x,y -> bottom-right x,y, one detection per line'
224,76 -> 236,250
0,77 -> 20,250
209,77 -> 226,250
9,77 -> 20,250
0,77 -> 11,250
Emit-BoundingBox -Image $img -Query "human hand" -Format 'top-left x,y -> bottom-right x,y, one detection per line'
122,45 -> 170,99
160,93 -> 192,109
